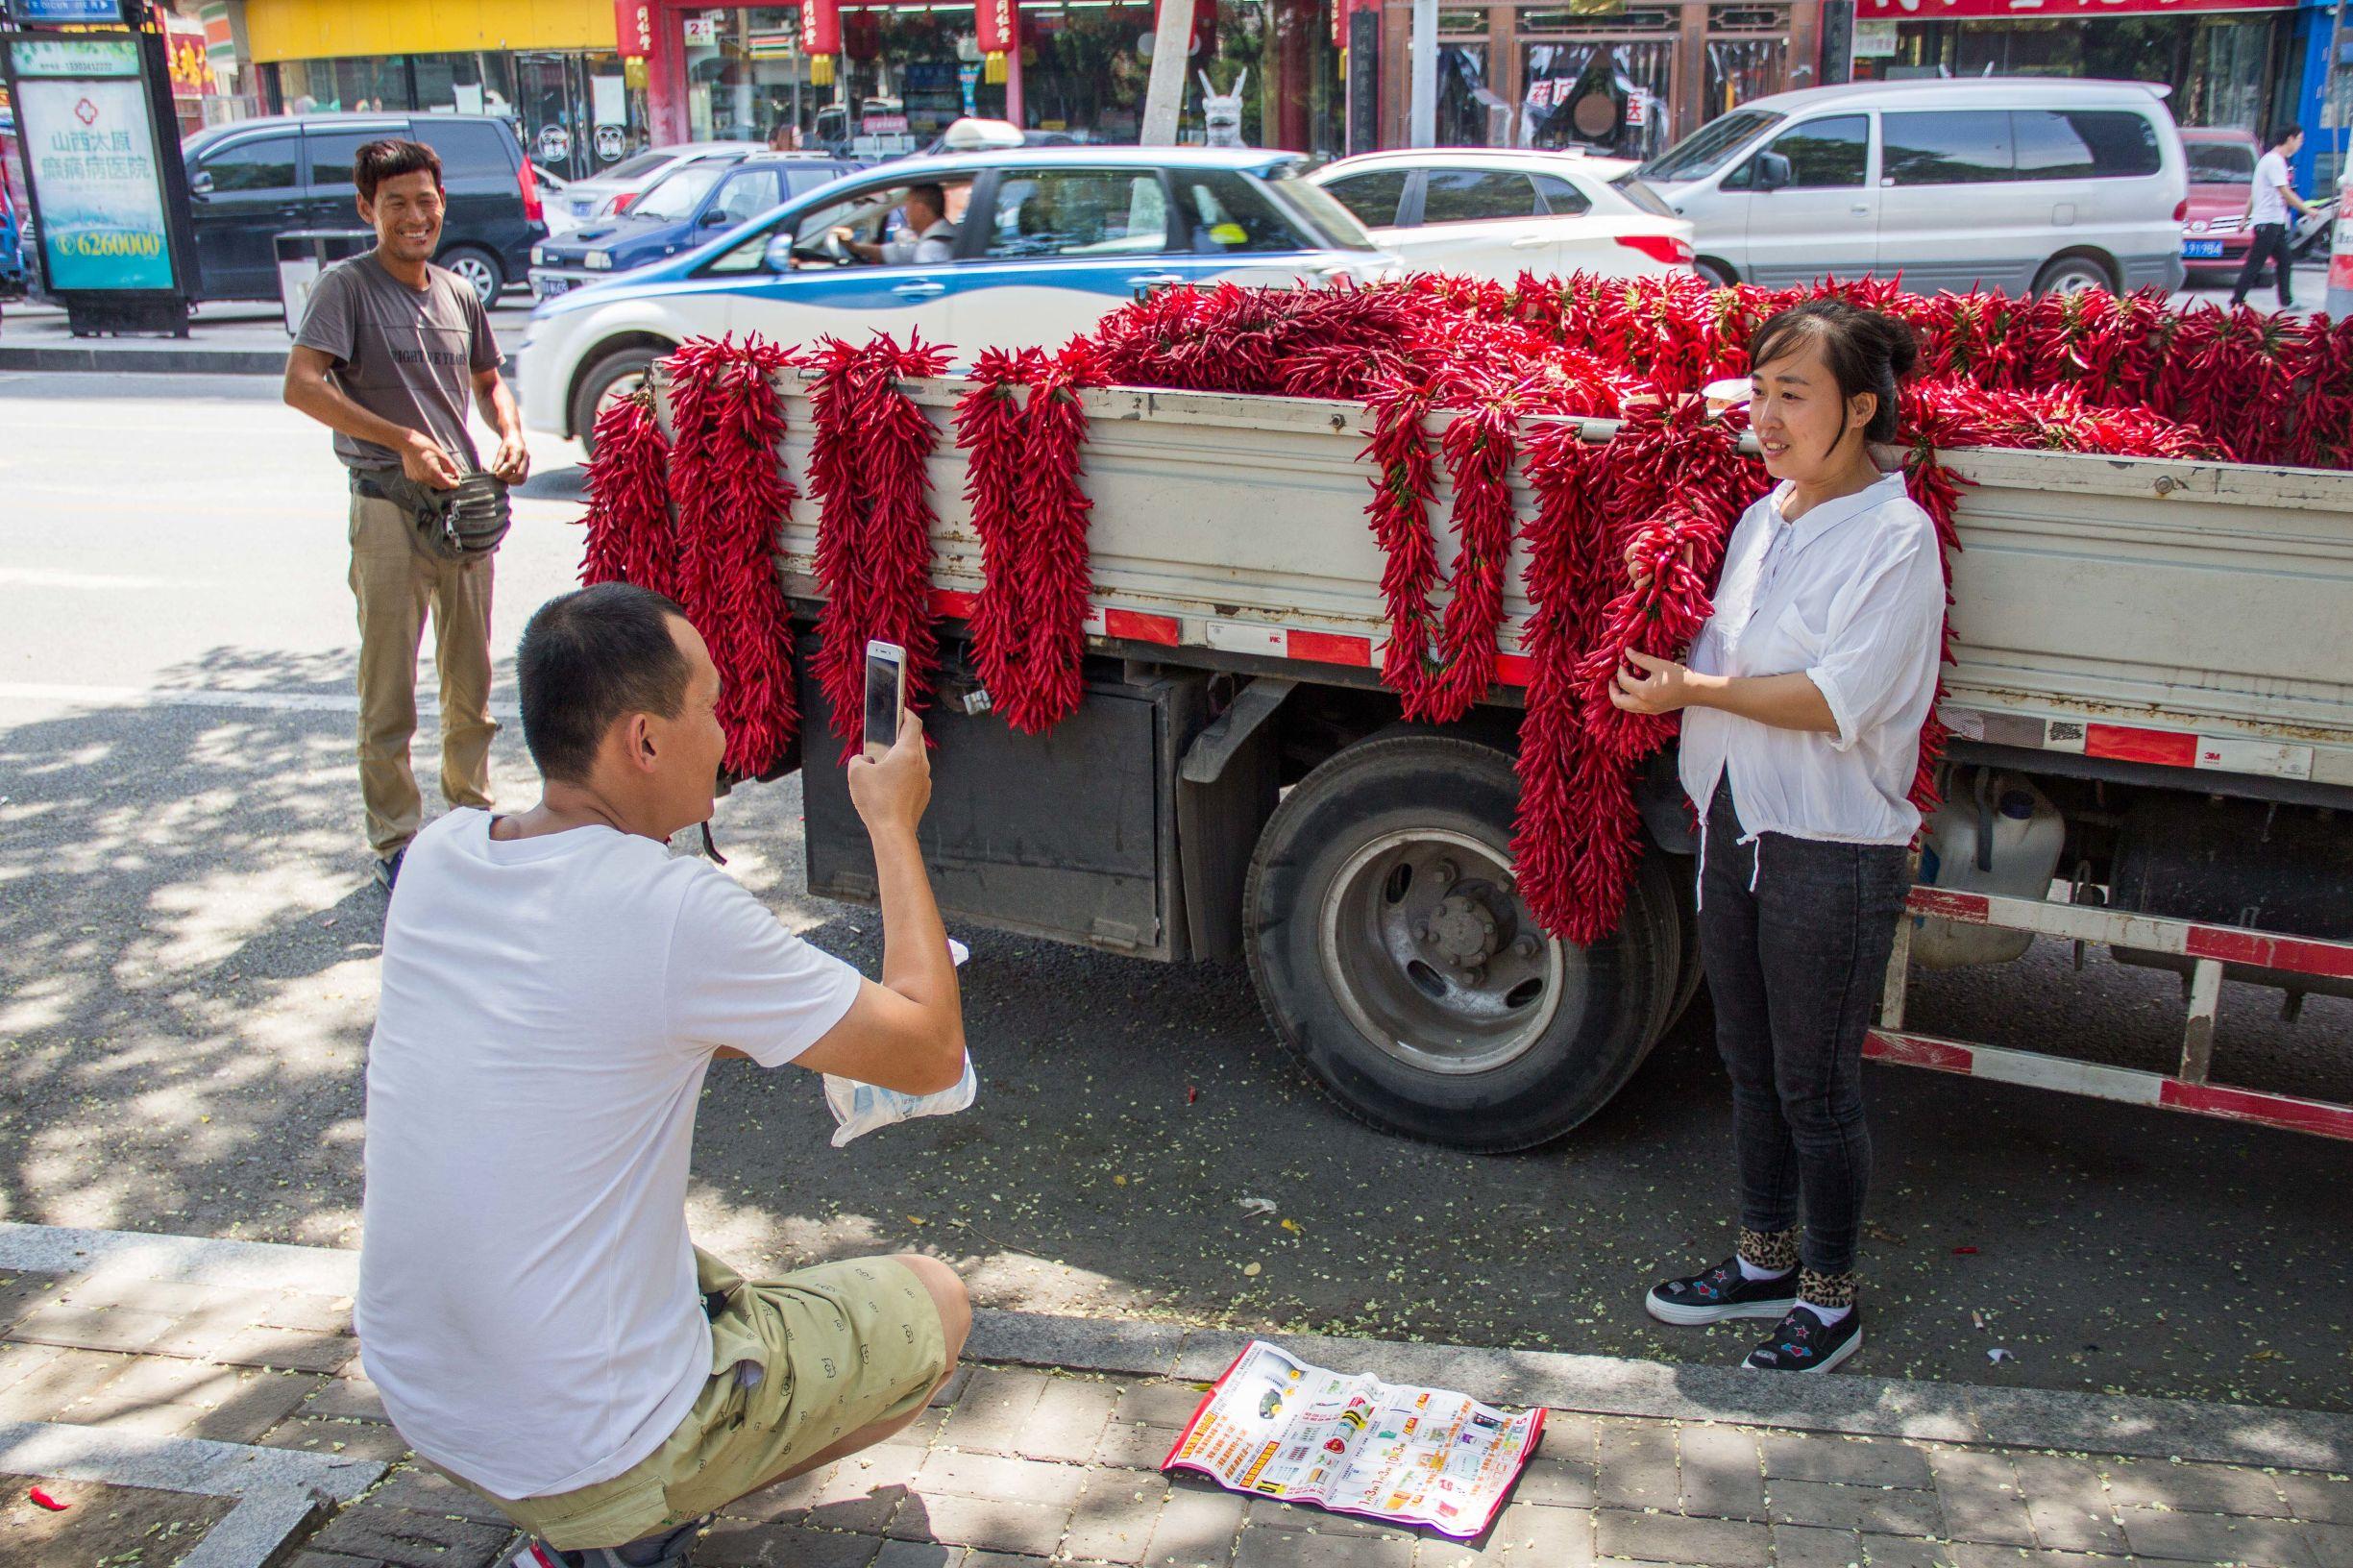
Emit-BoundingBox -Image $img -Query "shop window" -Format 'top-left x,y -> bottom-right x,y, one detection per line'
2013,110 -> 2161,182
1173,169 -> 1310,255
1320,168 -> 1409,228
1531,172 -> 1591,216
1521,41 -> 1675,160
1881,110 -> 2013,185
985,170 -> 1169,258
199,136 -> 298,192
1703,37 -> 1784,123
1732,113 -> 1867,189
1420,169 -> 1542,225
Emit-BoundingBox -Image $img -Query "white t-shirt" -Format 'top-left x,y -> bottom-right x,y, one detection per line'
881,217 -> 957,265
1679,469 -> 1948,847
2250,150 -> 2292,227
356,812 -> 864,1500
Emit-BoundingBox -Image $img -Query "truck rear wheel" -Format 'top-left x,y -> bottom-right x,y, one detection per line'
1243,731 -> 1675,1151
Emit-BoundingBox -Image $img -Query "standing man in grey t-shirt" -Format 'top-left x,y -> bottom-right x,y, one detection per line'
284,138 -> 529,890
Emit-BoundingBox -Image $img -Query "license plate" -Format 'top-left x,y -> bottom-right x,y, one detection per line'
2183,239 -> 2225,258
535,275 -> 576,297
571,199 -> 596,217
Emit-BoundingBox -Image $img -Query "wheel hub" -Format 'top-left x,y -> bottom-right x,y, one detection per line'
1430,894 -> 1500,968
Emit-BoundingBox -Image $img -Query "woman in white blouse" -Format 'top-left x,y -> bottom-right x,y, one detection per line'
1610,300 -> 1947,1374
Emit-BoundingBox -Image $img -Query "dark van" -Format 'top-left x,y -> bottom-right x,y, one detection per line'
180,112 -> 545,306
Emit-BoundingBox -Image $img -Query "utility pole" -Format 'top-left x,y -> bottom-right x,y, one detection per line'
1409,0 -> 1437,147
1140,0 -> 1194,145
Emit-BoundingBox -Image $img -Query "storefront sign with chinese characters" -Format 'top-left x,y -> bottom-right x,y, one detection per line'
614,0 -> 653,59
8,37 -> 177,291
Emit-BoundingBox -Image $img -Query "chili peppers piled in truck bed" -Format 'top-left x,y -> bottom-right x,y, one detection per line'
576,275 -> 2346,943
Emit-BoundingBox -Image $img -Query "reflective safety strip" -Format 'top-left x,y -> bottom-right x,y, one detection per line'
1204,620 -> 1376,668
926,590 -> 1179,648
1940,705 -> 2316,781
1864,1030 -> 2353,1141
1906,886 -> 2353,982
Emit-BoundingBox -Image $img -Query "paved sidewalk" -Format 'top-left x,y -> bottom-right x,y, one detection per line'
1,1224 -> 2347,1568
0,299 -> 537,375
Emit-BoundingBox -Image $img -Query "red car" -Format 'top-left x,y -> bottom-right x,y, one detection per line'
2179,127 -> 2259,282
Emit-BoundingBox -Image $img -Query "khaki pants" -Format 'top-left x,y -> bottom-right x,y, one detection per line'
349,490 -> 497,856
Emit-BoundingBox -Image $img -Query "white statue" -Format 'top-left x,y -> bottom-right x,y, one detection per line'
1199,67 -> 1247,149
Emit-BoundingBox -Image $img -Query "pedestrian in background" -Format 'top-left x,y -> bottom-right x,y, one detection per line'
283,137 -> 529,891
1611,300 -> 1946,1374
2231,124 -> 2315,312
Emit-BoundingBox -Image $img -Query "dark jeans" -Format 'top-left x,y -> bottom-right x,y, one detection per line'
1697,782 -> 1911,1279
2231,222 -> 2294,309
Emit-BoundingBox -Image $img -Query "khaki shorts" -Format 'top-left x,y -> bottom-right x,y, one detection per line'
480,1250 -> 947,1551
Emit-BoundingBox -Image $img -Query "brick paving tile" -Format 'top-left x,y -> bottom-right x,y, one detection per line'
1924,1449 -> 2035,1550
1417,1501 -> 1592,1566
1235,1526 -> 1414,1567
1944,1549 -> 2125,1568
1596,1419 -> 1681,1512
1096,1420 -> 1183,1470
928,1366 -> 973,1408
916,1447 -> 1087,1511
1120,1382 -> 1213,1428
2102,1457 -> 2292,1518
1596,1507 -> 1771,1566
1680,1426 -> 1767,1521
1241,1497 -> 1413,1540
182,1369 -> 331,1443
67,1347 -> 241,1415
1017,1376 -> 1119,1464
2299,1519 -> 2353,1563
938,1369 -> 1052,1455
1773,1522 -> 1866,1567
9,1300 -> 179,1354
966,1554 -> 1054,1568
1512,1454 -> 1598,1510
370,1463 -> 519,1527
261,1291 -> 358,1335
256,1412 -> 418,1463
1142,1482 -> 1246,1568
1858,1538 -> 1960,1568
2276,1472 -> 2353,1524
198,1324 -> 358,1374
719,1461 -> 832,1524
874,1543 -> 961,1568
0,1271 -> 63,1325
1762,1435 -> 1935,1492
2022,1491 -> 2127,1556
2118,1504 -> 2318,1566
1537,1412 -> 1599,1459
1064,1467 -> 1169,1563
303,1373 -> 392,1423
1768,1478 -> 1945,1537
308,1502 -> 517,1568
284,1552 -> 384,1568
64,1277 -> 272,1318
882,1406 -> 949,1451
804,1446 -> 922,1534
698,1518 -> 884,1567
0,1343 -> 131,1419
0,1338 -> 65,1395
894,1493 -> 1066,1557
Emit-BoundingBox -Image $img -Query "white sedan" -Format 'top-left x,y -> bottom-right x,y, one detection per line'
1311,149 -> 1695,282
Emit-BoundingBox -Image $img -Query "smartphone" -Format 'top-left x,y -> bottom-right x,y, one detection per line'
863,639 -> 907,763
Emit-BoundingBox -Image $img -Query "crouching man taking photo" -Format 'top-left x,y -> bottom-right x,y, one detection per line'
356,583 -> 970,1568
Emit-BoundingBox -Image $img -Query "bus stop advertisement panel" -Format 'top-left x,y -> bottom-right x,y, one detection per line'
1,0 -> 198,335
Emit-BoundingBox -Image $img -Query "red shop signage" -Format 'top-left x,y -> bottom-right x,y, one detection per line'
801,0 -> 841,57
976,0 -> 1015,57
614,0 -> 653,58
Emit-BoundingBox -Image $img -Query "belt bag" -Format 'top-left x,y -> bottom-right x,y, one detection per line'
355,469 -> 511,559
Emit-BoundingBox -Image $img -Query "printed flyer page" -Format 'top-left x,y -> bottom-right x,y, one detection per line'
1161,1340 -> 1545,1538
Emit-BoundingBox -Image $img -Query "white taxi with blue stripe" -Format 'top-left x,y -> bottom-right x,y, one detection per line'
517,146 -> 1399,452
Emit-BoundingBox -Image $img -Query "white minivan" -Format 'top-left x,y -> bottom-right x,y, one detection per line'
1636,79 -> 2188,296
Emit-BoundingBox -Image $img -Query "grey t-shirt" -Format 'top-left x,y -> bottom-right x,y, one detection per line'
294,254 -> 501,472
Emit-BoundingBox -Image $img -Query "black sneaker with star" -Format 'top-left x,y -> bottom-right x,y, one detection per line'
1742,1304 -> 1863,1373
1644,1256 -> 1800,1326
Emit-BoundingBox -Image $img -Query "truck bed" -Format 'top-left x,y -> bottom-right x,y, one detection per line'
737,369 -> 2353,795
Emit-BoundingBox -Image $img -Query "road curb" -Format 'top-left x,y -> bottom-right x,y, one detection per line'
0,344 -> 288,376
9,1221 -> 2348,1476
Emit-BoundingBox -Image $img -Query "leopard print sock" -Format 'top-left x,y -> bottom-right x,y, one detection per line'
1736,1226 -> 1800,1274
1798,1268 -> 1857,1310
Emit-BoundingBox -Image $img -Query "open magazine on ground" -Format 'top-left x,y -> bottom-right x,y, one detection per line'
1161,1340 -> 1546,1538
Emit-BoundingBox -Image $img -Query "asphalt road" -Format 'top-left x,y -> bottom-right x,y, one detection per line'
1,369 -> 2347,1415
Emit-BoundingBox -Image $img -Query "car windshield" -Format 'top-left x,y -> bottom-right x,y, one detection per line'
2185,142 -> 2254,184
1265,164 -> 1378,251
1639,109 -> 1781,183
1609,171 -> 1676,217
630,162 -> 725,222
604,150 -> 674,182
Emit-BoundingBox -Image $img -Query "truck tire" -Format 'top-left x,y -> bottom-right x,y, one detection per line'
1243,731 -> 1676,1152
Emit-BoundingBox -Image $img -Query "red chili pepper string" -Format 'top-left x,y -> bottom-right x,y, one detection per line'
1002,347 -> 1101,734
807,331 -> 953,748
952,345 -> 1042,721
578,388 -> 675,596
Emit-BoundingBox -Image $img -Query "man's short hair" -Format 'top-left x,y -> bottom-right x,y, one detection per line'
518,584 -> 694,784
2270,123 -> 2303,148
908,182 -> 947,215
355,138 -> 443,205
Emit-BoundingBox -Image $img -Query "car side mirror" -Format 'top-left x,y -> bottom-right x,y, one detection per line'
763,233 -> 796,273
188,169 -> 213,199
700,208 -> 731,226
1753,151 -> 1792,193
